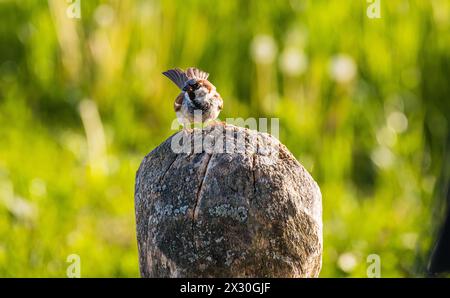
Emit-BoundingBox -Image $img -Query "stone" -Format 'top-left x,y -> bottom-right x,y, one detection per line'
134,123 -> 322,277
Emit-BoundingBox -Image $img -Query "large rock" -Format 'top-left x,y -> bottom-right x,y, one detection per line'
134,123 -> 322,277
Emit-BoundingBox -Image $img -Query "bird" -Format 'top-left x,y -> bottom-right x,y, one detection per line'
162,67 -> 223,127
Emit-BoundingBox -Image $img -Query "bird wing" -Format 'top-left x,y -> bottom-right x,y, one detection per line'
174,92 -> 184,112
162,68 -> 189,90
186,67 -> 209,80
214,92 -> 223,110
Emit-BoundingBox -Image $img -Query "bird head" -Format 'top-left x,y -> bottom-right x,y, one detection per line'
182,79 -> 200,92
183,78 -> 214,101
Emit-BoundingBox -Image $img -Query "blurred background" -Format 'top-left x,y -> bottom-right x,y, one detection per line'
0,0 -> 449,277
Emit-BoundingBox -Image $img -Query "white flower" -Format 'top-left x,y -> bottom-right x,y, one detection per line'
94,4 -> 115,27
376,126 -> 397,147
250,35 -> 277,64
329,54 -> 357,83
280,48 -> 308,76
387,111 -> 408,133
338,252 -> 358,273
371,146 -> 395,169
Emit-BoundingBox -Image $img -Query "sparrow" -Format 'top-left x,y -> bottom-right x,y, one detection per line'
162,67 -> 223,126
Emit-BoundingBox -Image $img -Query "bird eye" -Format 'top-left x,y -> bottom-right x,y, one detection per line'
192,82 -> 200,89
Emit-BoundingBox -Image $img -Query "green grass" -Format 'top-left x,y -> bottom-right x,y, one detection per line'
0,0 -> 449,277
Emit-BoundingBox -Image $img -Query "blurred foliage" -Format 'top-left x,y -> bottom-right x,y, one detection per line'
0,0 -> 449,277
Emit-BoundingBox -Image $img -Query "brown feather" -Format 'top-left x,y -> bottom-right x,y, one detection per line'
174,92 -> 184,112
198,79 -> 214,92
214,93 -> 223,110
186,67 -> 209,80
